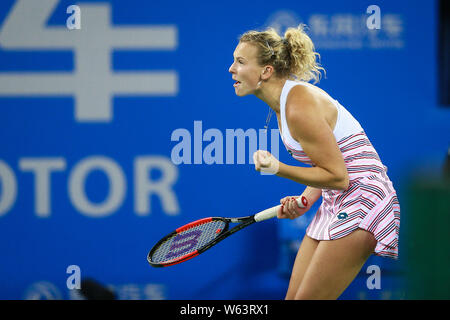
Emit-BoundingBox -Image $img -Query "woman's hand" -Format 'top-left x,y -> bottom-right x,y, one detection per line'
253,150 -> 280,175
278,187 -> 322,219
278,195 -> 310,219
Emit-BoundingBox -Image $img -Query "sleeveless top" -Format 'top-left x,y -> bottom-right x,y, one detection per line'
278,81 -> 400,259
278,80 -> 391,188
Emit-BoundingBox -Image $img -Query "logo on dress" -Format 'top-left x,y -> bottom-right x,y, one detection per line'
337,212 -> 348,220
287,149 -> 293,156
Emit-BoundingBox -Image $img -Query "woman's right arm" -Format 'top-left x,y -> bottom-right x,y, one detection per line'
302,186 -> 322,204
278,186 -> 322,219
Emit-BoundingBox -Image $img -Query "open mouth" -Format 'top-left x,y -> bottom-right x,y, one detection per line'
233,80 -> 241,87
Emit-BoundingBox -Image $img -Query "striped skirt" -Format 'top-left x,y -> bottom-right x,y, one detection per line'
306,175 -> 401,259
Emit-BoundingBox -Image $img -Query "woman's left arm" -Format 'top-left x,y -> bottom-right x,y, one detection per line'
254,86 -> 349,190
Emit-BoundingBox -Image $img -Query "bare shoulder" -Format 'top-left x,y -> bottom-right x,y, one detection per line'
285,84 -> 337,137
285,84 -> 319,111
285,85 -> 322,133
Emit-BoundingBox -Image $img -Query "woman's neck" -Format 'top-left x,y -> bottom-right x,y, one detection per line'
254,77 -> 287,113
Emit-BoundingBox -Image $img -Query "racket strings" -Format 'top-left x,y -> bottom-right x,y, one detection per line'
150,220 -> 227,263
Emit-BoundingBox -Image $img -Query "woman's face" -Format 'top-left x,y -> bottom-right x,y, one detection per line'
228,42 -> 264,96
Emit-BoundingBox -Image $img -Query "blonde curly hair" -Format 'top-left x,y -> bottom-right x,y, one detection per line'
239,24 -> 325,83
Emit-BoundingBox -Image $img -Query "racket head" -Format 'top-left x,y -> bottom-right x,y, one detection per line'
147,217 -> 229,267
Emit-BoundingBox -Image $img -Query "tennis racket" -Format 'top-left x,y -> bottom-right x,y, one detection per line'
147,195 -> 308,267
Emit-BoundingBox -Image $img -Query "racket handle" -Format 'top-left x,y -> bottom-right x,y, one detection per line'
254,196 -> 308,222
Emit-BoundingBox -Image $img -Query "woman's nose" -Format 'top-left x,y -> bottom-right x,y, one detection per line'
228,62 -> 235,74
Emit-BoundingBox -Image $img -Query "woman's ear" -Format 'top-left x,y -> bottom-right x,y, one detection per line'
261,65 -> 274,80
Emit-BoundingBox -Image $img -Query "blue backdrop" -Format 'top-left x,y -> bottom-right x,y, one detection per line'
0,0 -> 448,300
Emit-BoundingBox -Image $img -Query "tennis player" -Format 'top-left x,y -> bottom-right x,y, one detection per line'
229,25 -> 400,300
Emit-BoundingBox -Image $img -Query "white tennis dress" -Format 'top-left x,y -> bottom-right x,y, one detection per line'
279,80 -> 400,259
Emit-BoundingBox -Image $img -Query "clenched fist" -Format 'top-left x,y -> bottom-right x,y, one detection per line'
252,150 -> 280,175
278,195 -> 310,219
